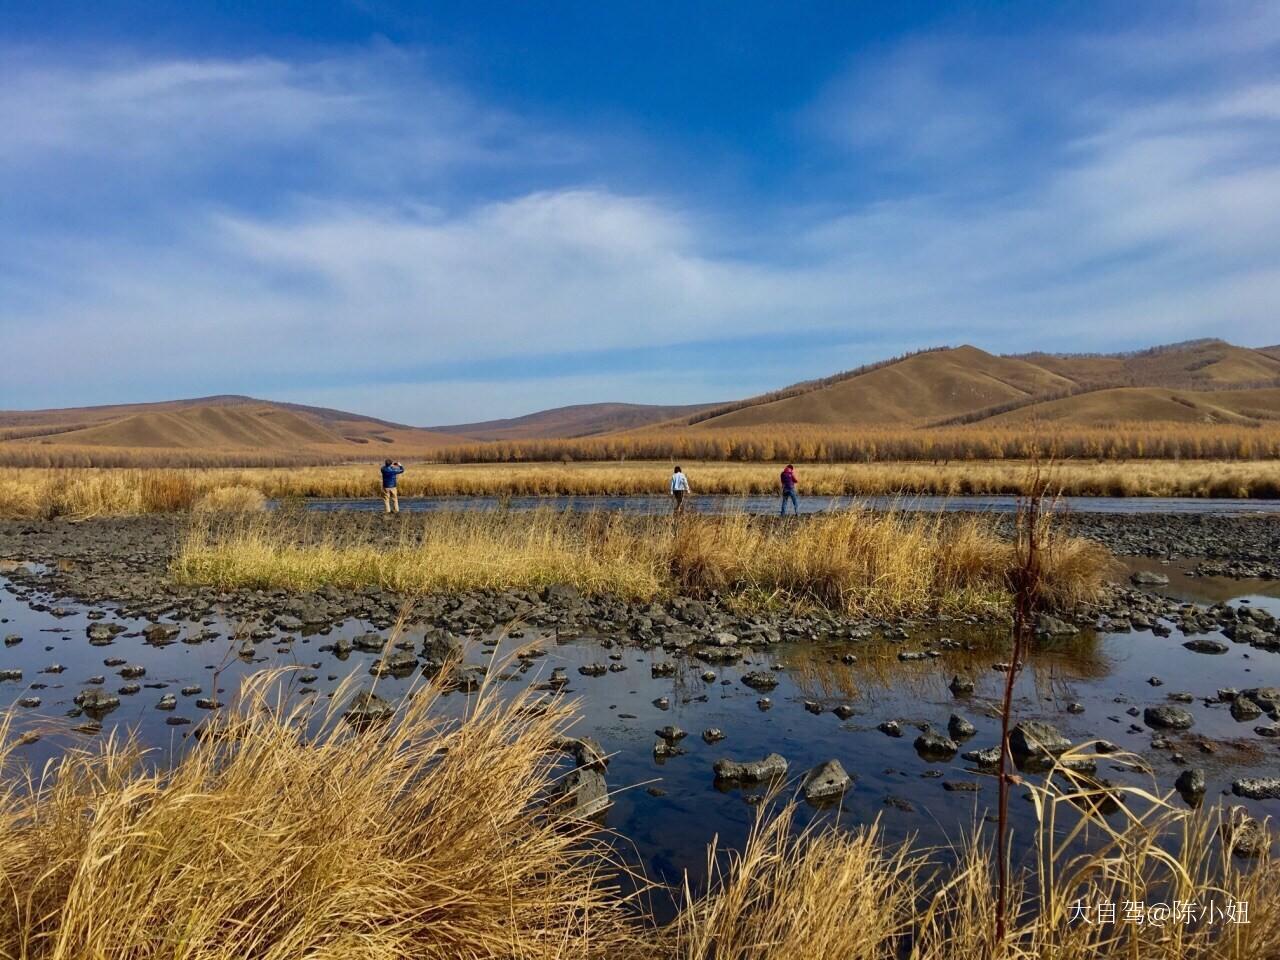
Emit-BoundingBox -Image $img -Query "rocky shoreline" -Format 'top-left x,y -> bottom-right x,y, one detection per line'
2,510 -> 1279,854
0,511 -> 1277,645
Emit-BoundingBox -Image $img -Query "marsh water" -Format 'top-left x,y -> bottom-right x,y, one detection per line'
299,494 -> 1280,516
2,557 -> 1279,906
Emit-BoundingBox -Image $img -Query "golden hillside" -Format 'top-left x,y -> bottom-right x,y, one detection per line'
987,387 -> 1280,426
690,345 -> 1077,428
0,397 -> 454,466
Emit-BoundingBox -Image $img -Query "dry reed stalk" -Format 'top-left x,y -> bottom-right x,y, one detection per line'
172,509 -> 1109,619
0,667 -> 648,959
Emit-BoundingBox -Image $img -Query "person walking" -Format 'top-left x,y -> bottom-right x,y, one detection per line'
669,465 -> 690,514
779,463 -> 799,516
380,459 -> 404,513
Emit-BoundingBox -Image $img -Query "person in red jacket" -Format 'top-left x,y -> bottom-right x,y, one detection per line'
780,464 -> 799,516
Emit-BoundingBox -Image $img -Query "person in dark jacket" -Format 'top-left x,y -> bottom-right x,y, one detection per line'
380,460 -> 404,513
779,463 -> 798,516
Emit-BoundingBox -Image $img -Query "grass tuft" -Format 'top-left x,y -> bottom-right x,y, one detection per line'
0,668 -> 646,959
171,509 -> 1110,618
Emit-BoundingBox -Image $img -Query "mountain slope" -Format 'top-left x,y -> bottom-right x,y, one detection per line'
986,387 -> 1280,426
1015,340 -> 1280,389
0,397 -> 454,461
432,402 -> 722,441
689,346 -> 1076,428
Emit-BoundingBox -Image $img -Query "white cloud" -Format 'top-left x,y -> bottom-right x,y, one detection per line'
2,11 -> 1279,422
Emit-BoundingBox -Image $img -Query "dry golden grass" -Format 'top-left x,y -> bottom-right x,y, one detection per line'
0,668 -> 646,960
2,421 -> 1278,472
671,749 -> 1280,959
172,509 -> 1109,617
2,458 -> 1278,520
192,483 -> 268,513
1,679 -> 1273,959
435,422 -> 1280,465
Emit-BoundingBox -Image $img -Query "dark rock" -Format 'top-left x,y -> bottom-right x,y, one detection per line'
802,759 -> 852,802
1008,721 -> 1072,761
343,690 -> 394,727
1232,777 -> 1280,801
552,766 -> 610,820
1175,768 -> 1206,805
1130,570 -> 1169,586
713,753 -> 788,783
947,713 -> 976,740
1182,638 -> 1229,655
741,671 -> 778,691
1221,807 -> 1270,858
1144,705 -> 1195,730
701,728 -> 725,744
914,727 -> 959,761
1230,696 -> 1263,722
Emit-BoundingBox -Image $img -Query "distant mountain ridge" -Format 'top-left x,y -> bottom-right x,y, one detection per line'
431,402 -> 722,441
673,339 -> 1280,432
2,339 -> 1278,465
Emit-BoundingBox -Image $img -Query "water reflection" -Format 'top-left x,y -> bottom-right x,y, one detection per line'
1,569 -> 1277,904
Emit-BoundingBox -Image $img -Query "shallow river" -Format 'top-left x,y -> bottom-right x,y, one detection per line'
2,560 -> 1278,910
299,494 -> 1280,515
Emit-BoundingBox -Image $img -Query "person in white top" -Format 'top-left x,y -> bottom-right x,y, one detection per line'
669,465 -> 690,514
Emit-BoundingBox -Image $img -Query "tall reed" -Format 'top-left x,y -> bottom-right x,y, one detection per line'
2,459 -> 1279,520
0,669 -> 646,959
172,509 -> 1109,617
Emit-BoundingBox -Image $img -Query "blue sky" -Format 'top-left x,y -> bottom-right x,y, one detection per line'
2,1 -> 1278,423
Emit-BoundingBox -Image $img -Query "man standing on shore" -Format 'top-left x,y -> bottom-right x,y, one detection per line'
780,463 -> 799,516
670,465 -> 690,514
381,459 -> 404,513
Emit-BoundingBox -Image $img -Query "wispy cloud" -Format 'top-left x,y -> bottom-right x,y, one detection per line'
2,4 -> 1278,421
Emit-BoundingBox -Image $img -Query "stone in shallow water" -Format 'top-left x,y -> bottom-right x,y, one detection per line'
802,759 -> 852,803
143,623 -> 179,646
1008,721 -> 1071,762
552,767 -> 610,821
343,690 -> 393,727
1182,638 -> 1228,655
1221,807 -> 1270,858
1130,570 -> 1169,586
1232,777 -> 1280,801
1230,696 -> 1262,722
1144,705 -> 1194,730
948,675 -> 975,696
914,728 -> 958,761
947,713 -> 976,740
741,671 -> 778,691
1175,768 -> 1205,806
75,689 -> 120,714
713,754 -> 788,783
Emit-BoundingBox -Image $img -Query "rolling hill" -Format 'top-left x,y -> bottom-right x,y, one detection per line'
686,345 -> 1077,429
673,340 -> 1280,432
985,387 -> 1280,426
431,402 -> 722,441
0,396 -> 455,465
2,339 -> 1278,465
